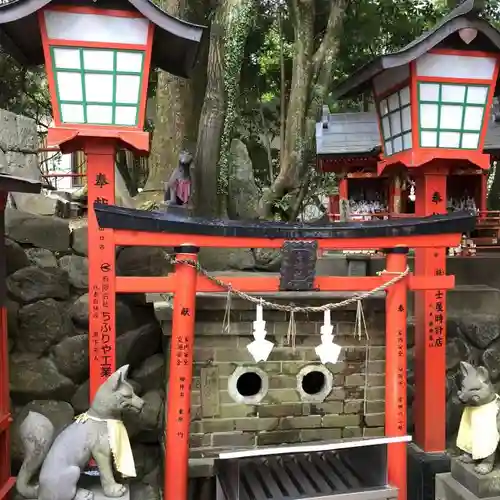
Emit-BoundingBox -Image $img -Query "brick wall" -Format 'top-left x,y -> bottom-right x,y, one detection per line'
160,296 -> 386,455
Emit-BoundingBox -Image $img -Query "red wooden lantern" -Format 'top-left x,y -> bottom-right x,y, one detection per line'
0,0 -> 206,398
333,0 -> 500,457
373,46 -> 499,173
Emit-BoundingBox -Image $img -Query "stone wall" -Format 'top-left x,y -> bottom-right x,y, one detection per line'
5,209 -> 164,498
155,296 -> 387,455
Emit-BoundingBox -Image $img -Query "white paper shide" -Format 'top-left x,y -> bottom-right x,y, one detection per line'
315,309 -> 342,364
247,301 -> 274,362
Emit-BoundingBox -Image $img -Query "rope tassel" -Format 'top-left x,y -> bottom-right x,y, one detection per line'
287,310 -> 297,351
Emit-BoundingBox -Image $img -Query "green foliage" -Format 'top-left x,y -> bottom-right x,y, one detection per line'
217,0 -> 256,196
0,52 -> 51,125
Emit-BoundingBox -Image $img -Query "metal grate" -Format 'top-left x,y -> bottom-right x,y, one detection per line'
220,451 -> 392,500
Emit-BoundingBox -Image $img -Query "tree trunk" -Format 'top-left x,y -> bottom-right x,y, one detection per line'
192,5 -> 226,216
258,0 -> 347,219
193,0 -> 254,217
142,0 -> 208,203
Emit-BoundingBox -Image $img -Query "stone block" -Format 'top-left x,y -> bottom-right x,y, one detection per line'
300,428 -> 342,441
343,400 -> 363,414
364,413 -> 385,427
0,109 -> 19,151
212,432 -> 256,447
200,366 -> 220,418
279,415 -> 322,429
435,473 -> 493,500
258,404 -> 304,418
311,401 -> 344,414
343,426 -> 362,438
16,114 -> 37,152
233,417 -> 278,432
345,374 -> 365,386
201,419 -> 235,433
322,414 -> 361,427
219,404 -> 256,419
5,209 -> 70,252
451,458 -> 500,498
363,427 -> 385,437
257,430 -> 301,446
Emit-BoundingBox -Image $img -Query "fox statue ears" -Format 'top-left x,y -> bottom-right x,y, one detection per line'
459,361 -> 490,382
107,365 -> 130,391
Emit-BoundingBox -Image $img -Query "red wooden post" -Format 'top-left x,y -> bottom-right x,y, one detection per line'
0,192 -> 14,500
385,248 -> 408,500
86,140 -> 117,400
165,246 -> 198,500
414,167 -> 447,452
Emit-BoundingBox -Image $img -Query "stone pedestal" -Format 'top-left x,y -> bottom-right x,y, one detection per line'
408,443 -> 450,500
435,458 -> 500,500
78,475 -> 130,500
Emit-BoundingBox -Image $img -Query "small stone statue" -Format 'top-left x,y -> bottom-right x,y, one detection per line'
457,361 -> 500,474
16,365 -> 144,500
164,150 -> 192,206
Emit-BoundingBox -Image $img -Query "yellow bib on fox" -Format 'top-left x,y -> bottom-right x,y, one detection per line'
456,399 -> 500,460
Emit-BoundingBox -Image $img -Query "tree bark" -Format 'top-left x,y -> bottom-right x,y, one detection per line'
193,0 -> 254,216
258,0 -> 348,219
142,0 -> 208,202
192,8 -> 226,216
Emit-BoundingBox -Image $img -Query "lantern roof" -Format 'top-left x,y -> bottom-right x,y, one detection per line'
0,0 -> 206,78
333,0 -> 500,99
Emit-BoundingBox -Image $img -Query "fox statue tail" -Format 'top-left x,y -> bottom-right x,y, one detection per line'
16,411 -> 55,499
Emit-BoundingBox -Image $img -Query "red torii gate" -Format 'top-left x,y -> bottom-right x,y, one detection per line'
93,203 -> 475,500
0,174 -> 42,500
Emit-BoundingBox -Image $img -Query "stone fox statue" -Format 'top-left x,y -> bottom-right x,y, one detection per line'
456,361 -> 500,475
16,365 -> 145,500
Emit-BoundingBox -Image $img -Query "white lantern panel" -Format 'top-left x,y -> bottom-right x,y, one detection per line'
382,116 -> 391,139
115,106 -> 138,126
388,93 -> 399,111
400,87 -> 410,106
403,132 -> 412,150
401,106 -> 411,131
464,106 -> 484,131
115,75 -> 141,104
389,112 -> 401,135
467,86 -> 489,105
416,53 -> 496,80
393,136 -> 403,153
44,11 -> 149,45
462,132 -> 480,149
53,48 -> 81,69
83,50 -> 114,71
60,104 -> 84,123
441,85 -> 466,103
439,105 -> 463,130
420,104 -> 439,129
56,72 -> 83,101
85,74 -> 113,103
86,105 -> 113,124
439,131 -> 460,148
420,83 -> 440,102
379,99 -> 389,116
421,131 -> 437,147
116,52 -> 143,73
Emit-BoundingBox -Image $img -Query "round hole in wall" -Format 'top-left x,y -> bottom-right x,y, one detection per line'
301,370 -> 327,395
236,371 -> 263,397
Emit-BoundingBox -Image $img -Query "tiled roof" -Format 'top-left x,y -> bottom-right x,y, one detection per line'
316,112 -> 500,156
